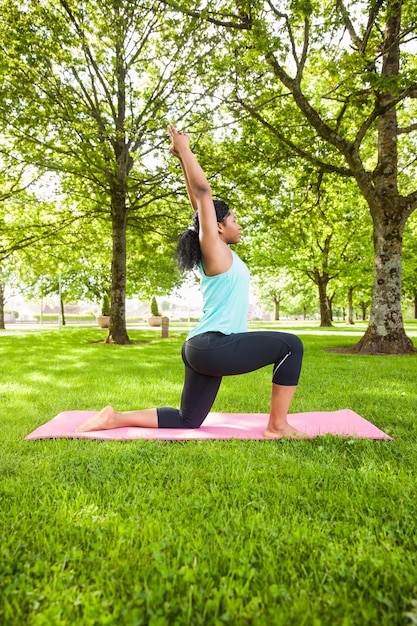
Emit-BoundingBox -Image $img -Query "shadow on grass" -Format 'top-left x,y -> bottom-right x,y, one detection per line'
1,328 -> 416,442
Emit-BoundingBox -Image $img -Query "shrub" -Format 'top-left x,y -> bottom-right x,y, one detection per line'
101,294 -> 110,316
150,295 -> 160,316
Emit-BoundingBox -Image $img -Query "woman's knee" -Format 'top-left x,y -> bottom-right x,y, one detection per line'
272,333 -> 303,386
157,406 -> 208,429
286,333 -> 304,357
179,408 -> 209,429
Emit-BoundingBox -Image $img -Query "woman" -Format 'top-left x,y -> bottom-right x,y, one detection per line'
77,124 -> 306,439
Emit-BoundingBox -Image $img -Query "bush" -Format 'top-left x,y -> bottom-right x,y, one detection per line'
4,310 -> 18,319
101,294 -> 110,316
150,295 -> 160,316
33,314 -> 95,322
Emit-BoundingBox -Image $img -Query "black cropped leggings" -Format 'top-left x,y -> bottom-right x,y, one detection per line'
157,331 -> 303,429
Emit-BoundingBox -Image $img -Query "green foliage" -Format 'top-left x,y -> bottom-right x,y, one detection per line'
1,0 -> 416,348
127,227 -> 184,300
243,166 -> 373,324
193,0 -> 417,348
0,0 -> 219,342
403,212 -> 417,302
33,314 -> 95,322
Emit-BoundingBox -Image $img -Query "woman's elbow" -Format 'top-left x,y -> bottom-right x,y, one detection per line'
195,183 -> 212,197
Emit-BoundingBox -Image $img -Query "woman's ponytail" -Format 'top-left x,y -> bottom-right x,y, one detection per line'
175,224 -> 201,271
175,200 -> 231,271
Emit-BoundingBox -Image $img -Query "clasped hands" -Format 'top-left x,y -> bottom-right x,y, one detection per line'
168,123 -> 190,159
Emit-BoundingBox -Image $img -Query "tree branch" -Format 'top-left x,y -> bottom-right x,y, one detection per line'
0,214 -> 84,262
265,51 -> 353,155
58,0 -> 116,120
158,0 -> 252,29
236,97 -> 351,177
0,168 -> 43,201
265,0 -> 303,76
402,190 -> 417,219
398,122 -> 417,134
361,0 -> 385,53
335,0 -> 362,49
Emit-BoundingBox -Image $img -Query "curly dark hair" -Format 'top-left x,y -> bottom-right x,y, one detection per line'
175,200 -> 230,271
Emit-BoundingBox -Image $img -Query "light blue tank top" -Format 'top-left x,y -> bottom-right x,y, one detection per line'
187,250 -> 250,339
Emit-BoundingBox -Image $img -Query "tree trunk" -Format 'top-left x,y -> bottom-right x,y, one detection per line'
414,295 -> 417,320
346,287 -> 354,325
60,296 -> 66,326
274,296 -> 280,321
315,272 -> 332,327
106,47 -> 132,346
327,292 -> 335,322
107,203 -> 130,345
347,2 -> 415,354
262,0 -> 416,352
352,211 -> 415,353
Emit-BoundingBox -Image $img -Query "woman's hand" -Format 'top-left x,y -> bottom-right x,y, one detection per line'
168,124 -> 190,158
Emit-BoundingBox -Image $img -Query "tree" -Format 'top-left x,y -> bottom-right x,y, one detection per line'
186,0 -> 417,353
0,0 -> 210,343
241,156 -> 373,326
0,161 -> 80,326
0,147 -> 58,262
253,268 -> 317,320
253,268 -> 293,320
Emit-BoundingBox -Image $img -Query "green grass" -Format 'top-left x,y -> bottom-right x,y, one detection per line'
1,326 -> 417,625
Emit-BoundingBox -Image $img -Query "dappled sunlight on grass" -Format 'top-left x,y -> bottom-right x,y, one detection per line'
2,327 -> 415,437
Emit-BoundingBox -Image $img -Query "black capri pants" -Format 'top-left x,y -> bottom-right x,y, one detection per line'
157,331 -> 303,429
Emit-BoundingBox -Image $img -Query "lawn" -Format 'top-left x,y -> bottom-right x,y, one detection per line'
1,325 -> 417,625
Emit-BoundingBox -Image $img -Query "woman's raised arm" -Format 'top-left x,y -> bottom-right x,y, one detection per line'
168,125 -> 231,268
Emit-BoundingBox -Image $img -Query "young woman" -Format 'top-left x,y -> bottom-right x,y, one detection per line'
77,124 -> 306,439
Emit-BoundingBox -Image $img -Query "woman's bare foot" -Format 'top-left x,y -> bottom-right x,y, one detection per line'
76,406 -> 118,432
264,422 -> 312,440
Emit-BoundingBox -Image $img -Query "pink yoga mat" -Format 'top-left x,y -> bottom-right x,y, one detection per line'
25,409 -> 392,441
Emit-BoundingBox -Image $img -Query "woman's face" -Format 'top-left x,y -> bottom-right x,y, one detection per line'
218,211 -> 242,244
